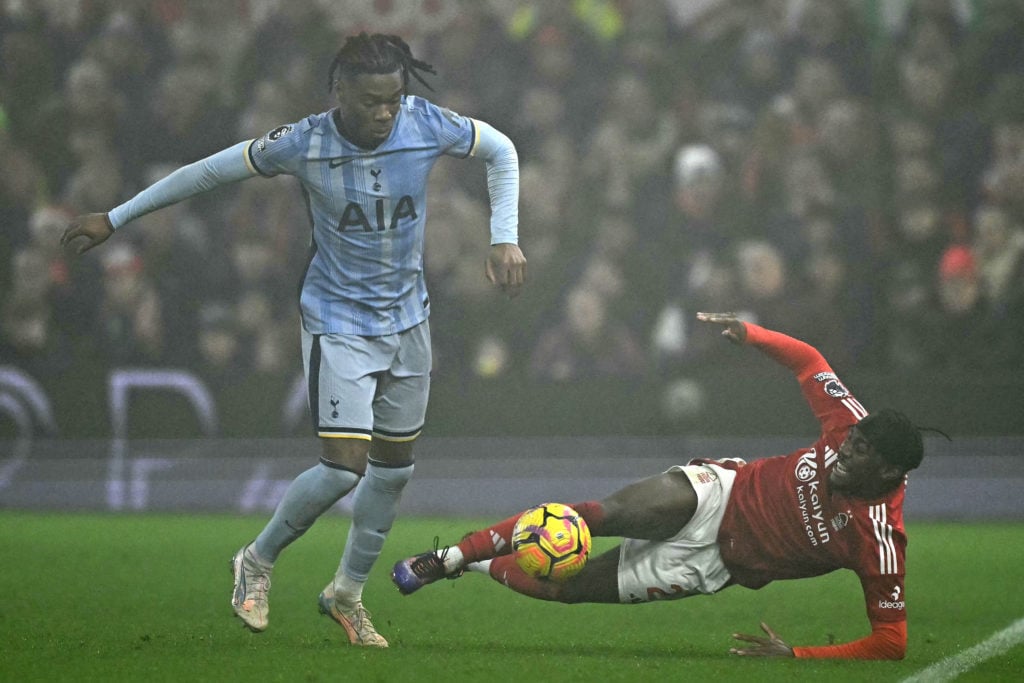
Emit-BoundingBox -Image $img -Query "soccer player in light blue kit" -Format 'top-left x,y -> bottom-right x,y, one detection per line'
62,33 -> 526,647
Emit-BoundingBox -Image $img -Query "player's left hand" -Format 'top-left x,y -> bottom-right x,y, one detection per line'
485,243 -> 527,299
729,621 -> 795,657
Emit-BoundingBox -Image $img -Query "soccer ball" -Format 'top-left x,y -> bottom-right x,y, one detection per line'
511,503 -> 592,581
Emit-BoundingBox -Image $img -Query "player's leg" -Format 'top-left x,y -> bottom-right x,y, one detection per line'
254,330 -> 375,563
461,472 -> 696,602
478,545 -> 622,604
392,471 -> 697,595
391,502 -> 593,594
231,329 -> 367,632
232,452 -> 363,632
315,436 -> 393,647
320,322 -> 429,647
250,441 -> 366,566
594,469 -> 699,540
327,437 -> 416,603
477,465 -> 732,605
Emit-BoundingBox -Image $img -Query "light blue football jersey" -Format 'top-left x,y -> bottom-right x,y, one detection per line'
246,96 -> 478,336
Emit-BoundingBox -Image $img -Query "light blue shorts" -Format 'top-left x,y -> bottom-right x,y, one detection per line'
301,320 -> 431,442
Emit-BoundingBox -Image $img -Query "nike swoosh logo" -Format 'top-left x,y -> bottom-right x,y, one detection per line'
328,156 -> 359,168
325,146 -> 437,168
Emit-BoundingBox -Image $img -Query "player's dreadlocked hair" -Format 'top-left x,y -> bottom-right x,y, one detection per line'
857,409 -> 950,472
326,32 -> 436,93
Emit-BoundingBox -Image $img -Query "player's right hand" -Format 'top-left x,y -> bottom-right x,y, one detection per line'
61,212 -> 114,254
696,311 -> 747,344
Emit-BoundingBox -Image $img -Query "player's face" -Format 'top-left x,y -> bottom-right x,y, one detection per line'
336,70 -> 404,149
829,426 -> 891,495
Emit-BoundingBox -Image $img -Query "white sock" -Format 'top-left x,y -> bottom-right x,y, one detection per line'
443,546 -> 465,574
243,543 -> 273,571
339,462 -> 414,583
332,571 -> 365,607
253,463 -> 360,563
466,560 -> 492,574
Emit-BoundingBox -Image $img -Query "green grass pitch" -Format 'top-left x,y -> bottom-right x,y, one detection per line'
1,512 -> 1022,682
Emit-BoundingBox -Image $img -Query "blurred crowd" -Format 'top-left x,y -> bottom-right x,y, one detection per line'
3,0 -> 1024,403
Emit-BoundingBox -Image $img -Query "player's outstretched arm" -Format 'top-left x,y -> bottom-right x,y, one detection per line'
733,620 -> 907,660
62,140 -> 256,257
730,622 -> 795,657
61,213 -> 114,254
697,310 -> 829,380
485,243 -> 527,299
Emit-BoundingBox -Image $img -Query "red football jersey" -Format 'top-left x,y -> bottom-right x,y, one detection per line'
709,324 -> 908,627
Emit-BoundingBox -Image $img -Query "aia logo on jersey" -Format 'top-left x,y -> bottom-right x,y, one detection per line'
795,451 -> 818,482
336,196 -> 417,232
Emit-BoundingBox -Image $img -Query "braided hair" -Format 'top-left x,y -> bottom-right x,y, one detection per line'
326,32 -> 436,93
857,408 -> 950,472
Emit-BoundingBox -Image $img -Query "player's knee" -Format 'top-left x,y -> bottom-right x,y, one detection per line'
370,438 -> 416,468
320,438 -> 371,473
365,458 -> 415,493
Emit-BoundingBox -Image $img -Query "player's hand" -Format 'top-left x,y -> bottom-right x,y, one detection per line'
485,243 -> 527,299
696,311 -> 747,344
729,621 -> 795,657
61,212 -> 114,254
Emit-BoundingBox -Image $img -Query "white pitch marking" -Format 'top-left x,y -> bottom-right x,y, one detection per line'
901,617 -> 1024,683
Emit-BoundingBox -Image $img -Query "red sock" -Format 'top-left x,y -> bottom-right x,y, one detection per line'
457,501 -> 606,563
488,555 -> 561,601
457,513 -> 520,563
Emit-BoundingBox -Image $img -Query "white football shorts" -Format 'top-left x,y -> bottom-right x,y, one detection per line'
617,463 -> 736,604
301,320 -> 431,441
